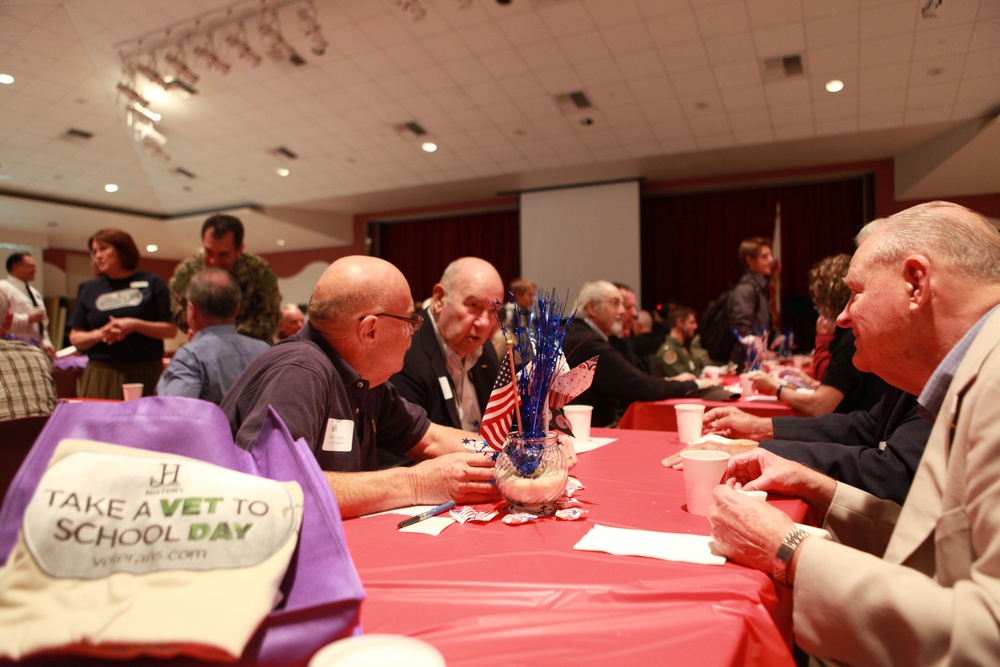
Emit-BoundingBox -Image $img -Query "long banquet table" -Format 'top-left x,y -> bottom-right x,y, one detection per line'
617,397 -> 799,431
342,428 -> 807,666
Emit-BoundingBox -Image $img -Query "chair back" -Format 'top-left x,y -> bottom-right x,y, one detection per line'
0,415 -> 48,510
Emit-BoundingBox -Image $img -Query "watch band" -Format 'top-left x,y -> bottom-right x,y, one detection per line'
776,385 -> 784,401
772,526 -> 810,586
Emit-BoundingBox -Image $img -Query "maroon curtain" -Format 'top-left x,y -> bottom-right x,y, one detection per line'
374,210 -> 520,303
640,176 -> 873,349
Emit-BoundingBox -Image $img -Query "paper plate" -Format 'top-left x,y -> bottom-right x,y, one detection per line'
309,634 -> 446,667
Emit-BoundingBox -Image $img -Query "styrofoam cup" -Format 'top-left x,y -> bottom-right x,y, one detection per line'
674,403 -> 705,444
122,383 -> 144,401
680,450 -> 731,515
563,404 -> 593,443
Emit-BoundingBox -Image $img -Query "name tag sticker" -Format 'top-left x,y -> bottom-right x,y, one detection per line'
322,419 -> 354,452
130,281 -> 150,288
438,376 -> 454,401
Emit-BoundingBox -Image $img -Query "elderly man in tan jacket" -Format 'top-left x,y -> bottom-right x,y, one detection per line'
708,201 -> 1000,665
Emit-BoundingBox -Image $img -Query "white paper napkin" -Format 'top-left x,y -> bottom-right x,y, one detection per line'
573,523 -> 725,565
573,436 -> 616,454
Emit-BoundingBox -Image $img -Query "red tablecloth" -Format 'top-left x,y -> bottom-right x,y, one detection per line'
618,397 -> 799,431
341,429 -> 806,667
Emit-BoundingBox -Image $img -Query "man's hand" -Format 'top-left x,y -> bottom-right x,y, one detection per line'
703,406 -> 773,440
707,485 -> 795,572
554,432 -> 578,469
723,449 -> 836,512
749,372 -> 781,396
27,307 -> 46,324
411,452 -> 500,505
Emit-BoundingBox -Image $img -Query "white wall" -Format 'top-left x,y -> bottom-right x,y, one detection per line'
520,180 -> 641,309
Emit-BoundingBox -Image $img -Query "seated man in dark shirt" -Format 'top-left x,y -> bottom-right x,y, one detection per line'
221,255 -> 500,518
563,280 -> 710,427
386,257 -> 503,468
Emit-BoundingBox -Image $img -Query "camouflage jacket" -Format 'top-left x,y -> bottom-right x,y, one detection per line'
169,252 -> 281,344
654,335 -> 703,378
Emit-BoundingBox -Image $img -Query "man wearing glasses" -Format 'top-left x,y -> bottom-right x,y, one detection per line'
221,255 -> 499,518
386,258 -> 504,467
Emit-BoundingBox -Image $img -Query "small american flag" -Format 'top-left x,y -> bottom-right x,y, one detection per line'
479,352 -> 517,451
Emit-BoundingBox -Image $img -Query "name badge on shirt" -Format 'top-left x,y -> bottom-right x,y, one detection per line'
438,376 -> 454,400
322,418 -> 355,452
130,280 -> 149,288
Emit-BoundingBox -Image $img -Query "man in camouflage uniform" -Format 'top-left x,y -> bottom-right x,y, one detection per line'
169,214 -> 281,344
654,305 -> 703,378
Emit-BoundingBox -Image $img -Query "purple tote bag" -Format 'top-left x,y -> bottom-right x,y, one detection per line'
0,397 -> 364,667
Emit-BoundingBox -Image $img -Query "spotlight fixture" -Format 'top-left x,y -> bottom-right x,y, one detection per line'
225,22 -> 262,66
129,102 -> 161,123
298,0 -> 328,56
825,79 -> 844,93
164,44 -> 200,87
136,61 -> 168,88
394,0 -> 427,21
259,10 -> 300,62
0,73 -> 13,85
117,81 -> 150,108
193,34 -> 231,74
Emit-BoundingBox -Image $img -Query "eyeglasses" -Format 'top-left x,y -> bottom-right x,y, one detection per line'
89,245 -> 114,260
362,312 -> 424,331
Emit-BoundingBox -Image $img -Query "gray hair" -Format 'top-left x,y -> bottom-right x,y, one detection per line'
186,268 -> 241,319
575,280 -> 618,312
857,201 -> 1000,282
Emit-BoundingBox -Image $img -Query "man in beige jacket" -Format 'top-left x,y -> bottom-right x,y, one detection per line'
707,201 -> 1000,665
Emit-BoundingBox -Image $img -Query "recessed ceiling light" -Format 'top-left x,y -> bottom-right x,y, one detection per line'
421,141 -> 438,153
276,167 -> 290,177
104,183 -> 119,192
0,74 -> 14,85
144,84 -> 168,103
825,79 -> 844,93
276,239 -> 286,246
146,244 -> 159,253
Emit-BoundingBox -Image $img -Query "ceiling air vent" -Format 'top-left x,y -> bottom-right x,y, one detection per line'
555,91 -> 592,114
274,146 -> 299,159
63,128 -> 93,141
395,122 -> 428,139
174,167 -> 196,179
762,55 -> 805,82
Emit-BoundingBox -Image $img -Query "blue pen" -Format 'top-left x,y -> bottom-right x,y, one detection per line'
396,501 -> 457,529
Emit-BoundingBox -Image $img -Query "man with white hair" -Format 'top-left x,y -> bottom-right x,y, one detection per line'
708,201 -> 1000,664
221,255 -> 499,518
563,280 -> 707,427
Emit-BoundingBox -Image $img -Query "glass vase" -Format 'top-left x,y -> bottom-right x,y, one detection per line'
494,433 -> 569,515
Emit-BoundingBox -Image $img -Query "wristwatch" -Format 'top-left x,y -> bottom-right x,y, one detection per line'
776,383 -> 790,401
772,526 -> 810,586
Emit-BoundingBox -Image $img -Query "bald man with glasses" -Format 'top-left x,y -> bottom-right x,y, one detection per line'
221,255 -> 499,518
